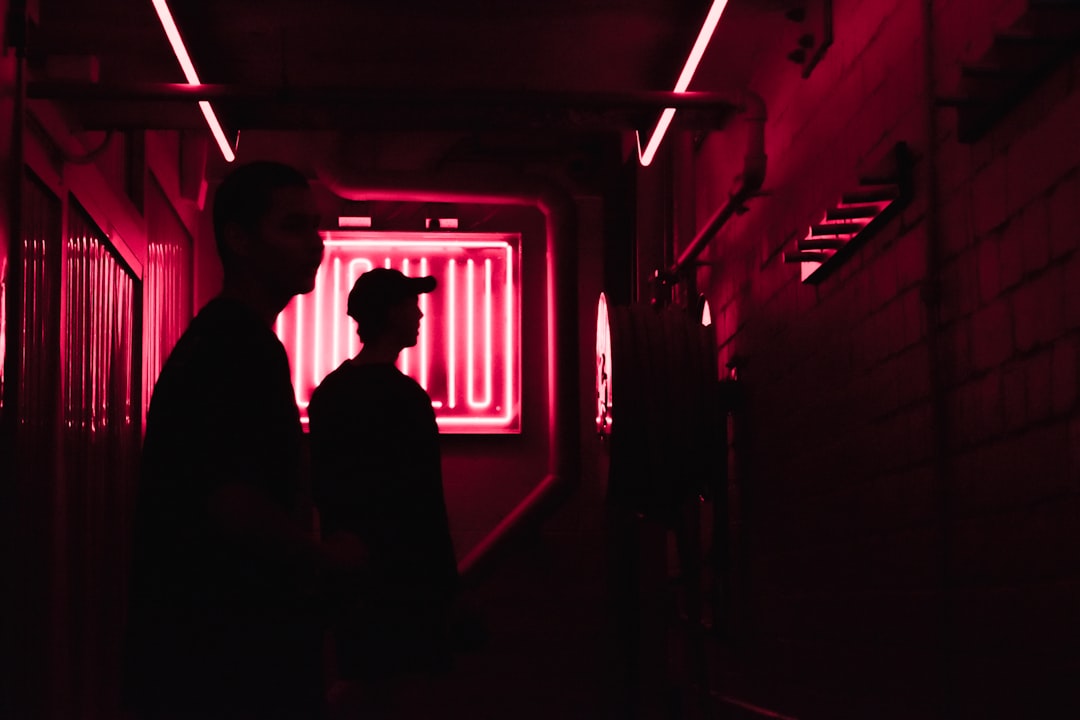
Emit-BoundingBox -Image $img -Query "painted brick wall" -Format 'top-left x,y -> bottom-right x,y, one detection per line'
674,0 -> 1080,716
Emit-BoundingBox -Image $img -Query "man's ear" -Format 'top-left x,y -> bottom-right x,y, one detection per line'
221,222 -> 253,261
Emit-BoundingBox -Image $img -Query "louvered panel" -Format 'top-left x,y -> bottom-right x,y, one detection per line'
142,176 -> 192,426
61,199 -> 139,720
12,171 -> 64,718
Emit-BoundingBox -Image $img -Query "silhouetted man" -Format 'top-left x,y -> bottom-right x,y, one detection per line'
307,268 -> 459,710
124,161 -> 363,720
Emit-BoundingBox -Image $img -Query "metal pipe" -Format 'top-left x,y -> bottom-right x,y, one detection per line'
921,0 -> 954,715
668,89 -> 767,278
27,81 -> 742,110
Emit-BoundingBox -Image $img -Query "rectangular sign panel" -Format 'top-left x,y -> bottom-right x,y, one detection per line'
276,231 -> 521,433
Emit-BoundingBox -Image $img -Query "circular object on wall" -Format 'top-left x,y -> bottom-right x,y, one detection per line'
697,294 -> 713,327
598,294 -> 723,526
596,292 -> 614,438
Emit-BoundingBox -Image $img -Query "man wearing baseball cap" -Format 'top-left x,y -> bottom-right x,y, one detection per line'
307,267 -> 459,713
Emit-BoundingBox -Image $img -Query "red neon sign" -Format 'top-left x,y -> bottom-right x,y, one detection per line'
276,231 -> 521,433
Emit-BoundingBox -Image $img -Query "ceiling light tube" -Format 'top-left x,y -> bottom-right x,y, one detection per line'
636,0 -> 729,167
151,0 -> 235,162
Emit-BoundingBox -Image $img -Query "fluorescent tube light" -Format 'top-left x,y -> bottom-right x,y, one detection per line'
636,0 -> 729,167
151,0 -> 236,162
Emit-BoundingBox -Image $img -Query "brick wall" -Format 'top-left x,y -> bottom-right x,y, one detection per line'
675,0 -> 1080,716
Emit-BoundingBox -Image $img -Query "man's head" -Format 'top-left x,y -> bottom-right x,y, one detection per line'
347,268 -> 436,346
211,161 -> 324,300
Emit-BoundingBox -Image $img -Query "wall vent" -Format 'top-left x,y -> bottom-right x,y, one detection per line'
783,142 -> 912,284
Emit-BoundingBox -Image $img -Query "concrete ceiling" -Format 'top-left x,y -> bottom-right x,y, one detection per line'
25,0 -> 798,184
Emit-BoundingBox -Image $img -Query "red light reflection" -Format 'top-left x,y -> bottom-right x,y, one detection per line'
0,258 -> 6,409
276,232 -> 521,433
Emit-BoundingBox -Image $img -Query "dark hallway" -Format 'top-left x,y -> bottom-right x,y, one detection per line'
4,1 -> 1080,718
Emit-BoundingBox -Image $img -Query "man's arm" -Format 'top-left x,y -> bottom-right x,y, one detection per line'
206,478 -> 367,574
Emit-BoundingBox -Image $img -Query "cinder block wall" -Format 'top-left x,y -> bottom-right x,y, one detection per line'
680,0 -> 1080,716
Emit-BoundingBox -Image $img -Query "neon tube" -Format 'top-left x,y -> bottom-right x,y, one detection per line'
466,259 -> 476,406
197,101 -> 236,163
151,0 -> 236,162
483,258 -> 493,408
467,259 -> 493,409
312,264 -> 324,387
636,0 -> 729,167
400,258 -> 411,376
503,245 -> 513,416
332,258 -> 342,365
293,293 -> 304,393
448,259 -> 457,409
346,258 -> 372,358
419,257 -> 430,390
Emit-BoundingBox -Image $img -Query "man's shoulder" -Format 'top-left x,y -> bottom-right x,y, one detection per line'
148,300 -> 288,417
309,361 -> 359,411
309,361 -> 422,422
165,300 -> 265,363
312,360 -> 354,390
194,298 -> 280,349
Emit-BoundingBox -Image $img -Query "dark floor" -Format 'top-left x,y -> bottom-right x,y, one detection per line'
320,473 -> 782,720
324,479 -> 697,720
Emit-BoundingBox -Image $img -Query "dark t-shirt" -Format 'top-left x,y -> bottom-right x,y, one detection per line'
308,361 -> 458,675
125,297 -> 321,715
306,362 -> 457,677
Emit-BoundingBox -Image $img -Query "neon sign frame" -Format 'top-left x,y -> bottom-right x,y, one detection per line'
276,231 -> 521,433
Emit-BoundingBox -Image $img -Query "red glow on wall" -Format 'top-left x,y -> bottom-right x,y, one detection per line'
0,257 -> 6,411
276,231 -> 521,433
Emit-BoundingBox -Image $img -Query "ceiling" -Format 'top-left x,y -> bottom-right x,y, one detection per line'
25,0 -> 795,188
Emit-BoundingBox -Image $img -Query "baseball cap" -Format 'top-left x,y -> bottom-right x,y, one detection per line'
347,267 -> 437,321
